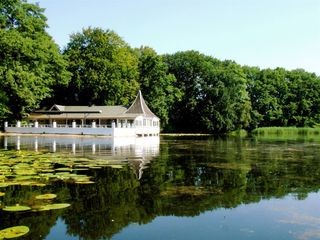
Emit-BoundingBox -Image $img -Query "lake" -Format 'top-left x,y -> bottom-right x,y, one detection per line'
0,134 -> 320,240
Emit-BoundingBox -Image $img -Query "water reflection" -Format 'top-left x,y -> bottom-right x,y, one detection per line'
0,136 -> 320,239
2,135 -> 160,180
2,135 -> 159,155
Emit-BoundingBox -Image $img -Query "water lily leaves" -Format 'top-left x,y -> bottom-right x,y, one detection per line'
35,193 -> 57,200
36,203 -> 71,211
3,205 -> 31,212
89,166 -> 102,169
109,165 -> 123,169
13,169 -> 37,175
75,181 -> 95,184
0,149 -> 128,187
33,183 -> 46,187
0,225 -> 29,239
72,168 -> 89,171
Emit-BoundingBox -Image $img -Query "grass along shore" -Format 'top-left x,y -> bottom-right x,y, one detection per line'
251,127 -> 320,137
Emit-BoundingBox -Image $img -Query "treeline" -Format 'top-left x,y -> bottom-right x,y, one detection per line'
1,0 -> 320,133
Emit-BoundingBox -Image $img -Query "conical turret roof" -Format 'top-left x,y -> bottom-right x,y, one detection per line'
126,90 -> 157,118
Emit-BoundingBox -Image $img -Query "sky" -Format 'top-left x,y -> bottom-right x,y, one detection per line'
30,0 -> 320,75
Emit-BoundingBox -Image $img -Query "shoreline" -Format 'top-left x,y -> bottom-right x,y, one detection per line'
0,132 -> 114,139
0,132 -> 213,138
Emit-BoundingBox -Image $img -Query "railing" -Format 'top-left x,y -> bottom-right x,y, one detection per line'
5,123 -> 137,129
4,121 -> 160,137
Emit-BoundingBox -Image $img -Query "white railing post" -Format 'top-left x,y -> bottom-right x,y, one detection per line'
52,121 -> 57,128
92,143 -> 96,154
34,121 -> 38,128
16,121 -> 21,128
16,136 -> 20,150
112,121 -> 116,129
4,121 -> 8,128
52,140 -> 56,152
72,121 -> 76,128
92,121 -> 96,128
4,136 -> 7,150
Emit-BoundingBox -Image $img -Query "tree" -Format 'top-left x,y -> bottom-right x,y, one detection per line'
0,0 -> 70,120
245,67 -> 320,128
164,51 -> 251,133
164,51 -> 213,132
245,67 -> 288,128
61,27 -> 139,106
136,46 -> 181,129
202,60 -> 251,132
284,69 -> 320,126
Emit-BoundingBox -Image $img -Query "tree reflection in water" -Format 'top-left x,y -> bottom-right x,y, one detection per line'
0,135 -> 320,239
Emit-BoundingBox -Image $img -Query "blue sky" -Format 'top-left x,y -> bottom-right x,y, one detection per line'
31,0 -> 320,74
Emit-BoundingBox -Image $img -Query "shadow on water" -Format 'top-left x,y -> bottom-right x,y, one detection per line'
0,135 -> 319,239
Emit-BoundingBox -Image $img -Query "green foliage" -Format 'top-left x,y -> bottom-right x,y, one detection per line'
252,127 -> 320,140
1,0 -> 319,133
136,46 -> 182,129
60,27 -> 139,106
284,69 -> 320,126
245,66 -> 320,129
164,51 -> 251,133
0,0 -> 70,120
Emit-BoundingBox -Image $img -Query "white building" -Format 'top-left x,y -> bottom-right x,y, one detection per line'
4,91 -> 160,137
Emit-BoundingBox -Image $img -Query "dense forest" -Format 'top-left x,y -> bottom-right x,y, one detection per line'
1,0 -> 320,133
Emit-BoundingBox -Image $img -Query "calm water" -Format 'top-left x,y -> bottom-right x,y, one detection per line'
0,135 -> 320,240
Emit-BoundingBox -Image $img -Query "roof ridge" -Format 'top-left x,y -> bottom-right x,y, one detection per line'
139,90 -> 145,114
125,90 -> 156,117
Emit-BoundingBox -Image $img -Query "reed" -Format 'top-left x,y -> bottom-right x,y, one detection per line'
252,127 -> 320,137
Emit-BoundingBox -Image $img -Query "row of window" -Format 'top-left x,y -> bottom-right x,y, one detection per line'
35,119 -> 159,127
135,119 -> 159,127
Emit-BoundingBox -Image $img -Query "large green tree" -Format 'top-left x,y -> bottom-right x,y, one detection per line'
0,0 -> 70,120
136,46 -> 182,129
245,67 -> 288,128
164,51 -> 251,133
284,69 -> 320,126
61,27 -> 139,106
245,67 -> 320,128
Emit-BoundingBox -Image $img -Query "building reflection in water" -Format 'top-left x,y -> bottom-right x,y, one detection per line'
2,135 -> 160,179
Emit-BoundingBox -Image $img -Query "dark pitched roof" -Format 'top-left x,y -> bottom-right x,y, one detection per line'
30,106 -> 128,120
126,90 -> 157,118
29,91 -> 158,120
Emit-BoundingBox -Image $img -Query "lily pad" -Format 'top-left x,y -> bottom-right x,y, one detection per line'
75,181 -> 95,184
0,225 -> 29,239
35,193 -> 57,200
3,205 -> 31,212
109,165 -> 123,169
33,183 -> 46,187
20,181 -> 39,186
37,203 -> 71,211
89,166 -> 102,169
0,183 -> 8,188
72,168 -> 89,171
